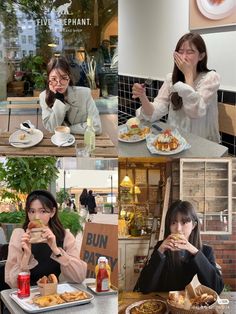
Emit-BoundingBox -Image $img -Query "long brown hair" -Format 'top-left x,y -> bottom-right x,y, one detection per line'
171,33 -> 211,110
45,56 -> 74,108
23,190 -> 65,244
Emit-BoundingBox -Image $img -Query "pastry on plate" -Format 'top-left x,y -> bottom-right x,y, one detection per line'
153,129 -> 179,151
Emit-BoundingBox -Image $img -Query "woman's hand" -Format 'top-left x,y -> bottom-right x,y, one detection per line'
170,234 -> 199,255
158,234 -> 198,255
132,83 -> 146,99
158,235 -> 180,254
21,231 -> 31,256
41,227 -> 59,254
173,52 -> 194,82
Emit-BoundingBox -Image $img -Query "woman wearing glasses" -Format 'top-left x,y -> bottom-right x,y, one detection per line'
132,33 -> 220,143
40,56 -> 102,134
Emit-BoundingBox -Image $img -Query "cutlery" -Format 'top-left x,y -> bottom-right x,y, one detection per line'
143,77 -> 153,87
152,123 -> 163,132
59,137 -> 74,147
9,140 -> 30,144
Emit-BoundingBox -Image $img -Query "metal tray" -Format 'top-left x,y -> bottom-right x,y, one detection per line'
86,283 -> 117,295
10,283 -> 94,313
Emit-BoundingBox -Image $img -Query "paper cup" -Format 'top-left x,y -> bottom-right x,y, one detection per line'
29,227 -> 46,243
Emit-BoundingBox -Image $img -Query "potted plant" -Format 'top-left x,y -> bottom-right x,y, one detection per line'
0,211 -> 25,242
20,55 -> 47,96
58,211 -> 84,236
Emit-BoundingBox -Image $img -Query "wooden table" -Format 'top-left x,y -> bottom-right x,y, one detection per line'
118,291 -> 236,314
0,132 -> 117,158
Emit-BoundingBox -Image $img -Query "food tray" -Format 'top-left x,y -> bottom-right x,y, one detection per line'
10,283 -> 94,313
86,282 -> 117,295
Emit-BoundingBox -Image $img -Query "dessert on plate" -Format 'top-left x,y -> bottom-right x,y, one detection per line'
153,129 -> 179,151
119,117 -> 150,141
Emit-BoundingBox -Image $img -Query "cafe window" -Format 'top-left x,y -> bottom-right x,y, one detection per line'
29,50 -> 34,56
179,158 -> 232,235
21,35 -> 26,44
28,21 -> 33,29
22,50 -> 27,57
0,51 -> 2,59
28,35 -> 33,44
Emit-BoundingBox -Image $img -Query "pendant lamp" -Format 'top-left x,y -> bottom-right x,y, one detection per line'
120,159 -> 133,188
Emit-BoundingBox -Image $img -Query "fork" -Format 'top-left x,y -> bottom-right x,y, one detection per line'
142,77 -> 153,87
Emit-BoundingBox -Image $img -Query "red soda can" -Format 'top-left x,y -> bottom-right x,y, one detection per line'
17,272 -> 30,298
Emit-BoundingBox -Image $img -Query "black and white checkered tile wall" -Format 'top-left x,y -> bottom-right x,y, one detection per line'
118,74 -> 236,156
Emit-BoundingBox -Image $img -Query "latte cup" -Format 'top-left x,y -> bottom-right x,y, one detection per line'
54,126 -> 70,142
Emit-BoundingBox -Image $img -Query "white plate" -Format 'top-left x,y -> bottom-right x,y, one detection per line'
51,134 -> 75,147
86,283 -> 117,295
118,124 -> 150,143
125,299 -> 168,314
10,283 -> 94,313
9,129 -> 43,148
146,130 -> 191,155
196,0 -> 236,20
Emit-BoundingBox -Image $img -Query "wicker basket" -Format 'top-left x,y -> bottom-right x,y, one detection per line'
167,285 -> 218,314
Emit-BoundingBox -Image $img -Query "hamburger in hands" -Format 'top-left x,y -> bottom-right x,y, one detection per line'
28,219 -> 46,243
171,233 -> 183,241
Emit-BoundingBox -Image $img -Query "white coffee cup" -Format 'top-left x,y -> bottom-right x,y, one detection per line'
54,126 -> 70,142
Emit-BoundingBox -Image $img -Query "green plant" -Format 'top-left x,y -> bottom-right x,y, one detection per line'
223,284 -> 231,292
0,211 -> 25,224
56,189 -> 70,209
59,211 -> 84,236
21,55 -> 47,91
0,157 -> 59,194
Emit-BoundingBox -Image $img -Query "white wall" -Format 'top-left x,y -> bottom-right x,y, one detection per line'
119,0 -> 236,91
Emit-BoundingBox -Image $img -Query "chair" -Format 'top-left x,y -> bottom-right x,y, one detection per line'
218,102 -> 236,138
6,97 -> 40,131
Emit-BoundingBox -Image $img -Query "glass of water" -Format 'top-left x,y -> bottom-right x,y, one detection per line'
76,142 -> 90,157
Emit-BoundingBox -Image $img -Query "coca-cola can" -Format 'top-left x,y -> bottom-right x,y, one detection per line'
17,272 -> 30,298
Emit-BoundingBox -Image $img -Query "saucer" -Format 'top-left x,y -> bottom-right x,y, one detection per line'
51,134 -> 75,147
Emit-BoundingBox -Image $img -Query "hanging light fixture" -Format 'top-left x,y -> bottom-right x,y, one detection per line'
120,159 -> 133,188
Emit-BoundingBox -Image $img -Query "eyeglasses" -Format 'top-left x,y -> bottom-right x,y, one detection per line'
49,77 -> 69,86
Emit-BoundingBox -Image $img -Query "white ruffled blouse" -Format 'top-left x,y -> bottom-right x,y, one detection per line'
136,71 -> 221,143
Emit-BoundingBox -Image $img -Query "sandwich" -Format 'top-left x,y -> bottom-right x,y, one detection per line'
28,219 -> 46,243
171,233 -> 183,240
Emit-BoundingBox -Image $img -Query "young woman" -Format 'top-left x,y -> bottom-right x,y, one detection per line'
132,33 -> 220,143
134,200 -> 224,294
5,190 -> 87,288
79,188 -> 88,208
40,56 -> 102,134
